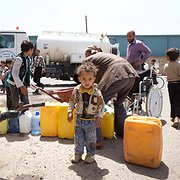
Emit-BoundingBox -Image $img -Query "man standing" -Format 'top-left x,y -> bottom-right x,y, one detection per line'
126,31 -> 151,94
31,49 -> 45,94
126,30 -> 151,71
83,52 -> 139,142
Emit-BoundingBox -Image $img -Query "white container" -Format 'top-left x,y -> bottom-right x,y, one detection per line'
19,110 -> 32,133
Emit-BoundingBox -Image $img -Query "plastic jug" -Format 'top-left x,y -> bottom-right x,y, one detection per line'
31,111 -> 40,135
19,110 -> 32,133
124,115 -> 162,168
8,116 -> 20,133
101,111 -> 114,139
40,102 -> 60,137
57,102 -> 75,139
0,108 -> 8,134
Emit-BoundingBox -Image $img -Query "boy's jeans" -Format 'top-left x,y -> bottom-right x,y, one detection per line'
74,118 -> 96,156
9,85 -> 29,110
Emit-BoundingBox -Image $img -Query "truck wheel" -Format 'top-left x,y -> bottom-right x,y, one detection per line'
46,73 -> 50,78
73,73 -> 80,84
61,74 -> 70,80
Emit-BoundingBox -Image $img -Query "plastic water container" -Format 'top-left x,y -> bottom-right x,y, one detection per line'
124,115 -> 162,168
0,108 -> 8,134
31,111 -> 40,135
101,111 -> 114,139
101,105 -> 114,139
57,102 -> 75,139
19,110 -> 32,133
8,116 -> 20,133
40,102 -> 61,137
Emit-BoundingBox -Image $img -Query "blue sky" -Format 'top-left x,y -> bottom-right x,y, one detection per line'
0,0 -> 179,36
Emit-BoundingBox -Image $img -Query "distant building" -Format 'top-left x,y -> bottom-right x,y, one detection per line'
108,34 -> 180,57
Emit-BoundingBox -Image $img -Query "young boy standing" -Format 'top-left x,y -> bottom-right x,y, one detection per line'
0,60 -> 8,93
150,59 -> 159,84
164,48 -> 180,128
7,40 -> 34,110
0,59 -> 13,109
68,62 -> 105,164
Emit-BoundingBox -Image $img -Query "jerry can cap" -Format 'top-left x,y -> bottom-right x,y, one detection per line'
35,111 -> 40,116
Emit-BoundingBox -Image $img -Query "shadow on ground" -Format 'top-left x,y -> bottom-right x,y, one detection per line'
69,161 -> 109,180
96,137 -> 169,180
160,119 -> 167,126
2,133 -> 30,142
126,161 -> 169,179
39,136 -> 74,145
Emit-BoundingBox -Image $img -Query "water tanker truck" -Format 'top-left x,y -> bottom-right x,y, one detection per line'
0,30 -> 119,80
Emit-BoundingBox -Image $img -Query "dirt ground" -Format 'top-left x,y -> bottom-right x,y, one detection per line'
0,88 -> 122,180
0,84 -> 180,180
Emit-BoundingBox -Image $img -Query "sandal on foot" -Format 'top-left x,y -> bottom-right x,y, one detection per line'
96,141 -> 103,150
71,154 -> 82,163
171,121 -> 178,129
84,154 -> 94,164
170,118 -> 174,122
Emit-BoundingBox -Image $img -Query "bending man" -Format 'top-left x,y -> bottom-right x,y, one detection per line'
83,52 -> 139,142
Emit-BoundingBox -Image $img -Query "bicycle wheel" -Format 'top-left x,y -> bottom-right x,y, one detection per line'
156,76 -> 165,89
146,86 -> 163,117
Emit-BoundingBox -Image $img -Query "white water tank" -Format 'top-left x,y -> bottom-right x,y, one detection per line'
36,32 -> 113,64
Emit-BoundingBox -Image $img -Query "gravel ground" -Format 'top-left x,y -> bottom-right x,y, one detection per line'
0,79 -> 180,180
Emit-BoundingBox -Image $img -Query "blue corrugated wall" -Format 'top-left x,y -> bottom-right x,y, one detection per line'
108,35 -> 180,57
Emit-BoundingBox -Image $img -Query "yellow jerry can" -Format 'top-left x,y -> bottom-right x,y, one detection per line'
57,103 -> 75,139
101,112 -> 114,139
0,108 -> 8,135
124,115 -> 162,168
40,102 -> 61,137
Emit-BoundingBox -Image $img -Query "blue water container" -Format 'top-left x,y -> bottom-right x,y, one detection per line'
31,111 -> 40,135
8,116 -> 20,133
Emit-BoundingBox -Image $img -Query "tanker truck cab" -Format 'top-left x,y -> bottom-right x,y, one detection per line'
0,31 -> 28,63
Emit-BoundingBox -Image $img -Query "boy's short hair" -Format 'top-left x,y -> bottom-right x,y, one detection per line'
77,62 -> 98,76
151,59 -> 156,63
21,40 -> 34,52
6,58 -> 13,64
166,48 -> 179,61
1,60 -> 6,64
85,45 -> 102,54
35,49 -> 40,53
